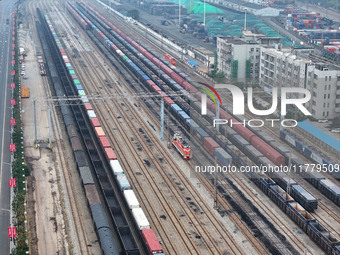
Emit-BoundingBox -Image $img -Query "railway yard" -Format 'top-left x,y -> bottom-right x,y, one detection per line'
3,0 -> 340,254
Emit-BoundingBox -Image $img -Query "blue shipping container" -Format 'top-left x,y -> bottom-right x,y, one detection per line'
214,147 -> 232,166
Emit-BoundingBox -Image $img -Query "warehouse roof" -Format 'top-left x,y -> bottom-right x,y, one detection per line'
297,121 -> 340,152
187,60 -> 198,66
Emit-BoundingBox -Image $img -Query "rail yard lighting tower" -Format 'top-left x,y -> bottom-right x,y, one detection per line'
203,0 -> 206,26
179,0 -> 181,31
244,8 -> 247,31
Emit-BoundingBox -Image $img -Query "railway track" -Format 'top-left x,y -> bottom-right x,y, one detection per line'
65,4 -> 260,254
69,3 -> 324,253
27,2 -> 95,254
190,146 -> 309,254
55,5 -> 252,251
76,44 -> 245,254
85,4 -> 338,251
46,2 -> 338,255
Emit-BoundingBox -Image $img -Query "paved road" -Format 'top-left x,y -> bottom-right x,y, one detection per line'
0,0 -> 14,254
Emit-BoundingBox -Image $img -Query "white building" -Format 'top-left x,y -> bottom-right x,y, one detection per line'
260,47 -> 340,119
217,31 -> 281,82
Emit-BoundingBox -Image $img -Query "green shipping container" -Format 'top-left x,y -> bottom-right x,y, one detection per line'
73,79 -> 80,85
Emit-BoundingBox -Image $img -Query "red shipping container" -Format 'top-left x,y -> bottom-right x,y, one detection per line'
146,80 -> 155,88
11,51 -> 15,56
164,96 -> 174,105
11,70 -> 15,76
11,59 -> 15,65
10,118 -> 16,126
91,118 -> 101,127
99,136 -> 111,148
12,178 -> 16,188
105,148 -> 116,160
203,137 -> 220,156
9,179 -> 13,188
10,99 -> 16,105
84,103 -> 93,111
12,37 -> 15,41
10,83 -> 15,89
142,229 -> 163,254
95,127 -> 105,137
8,227 -> 12,238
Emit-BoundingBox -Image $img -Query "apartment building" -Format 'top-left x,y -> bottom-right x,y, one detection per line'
260,47 -> 340,119
217,31 -> 281,82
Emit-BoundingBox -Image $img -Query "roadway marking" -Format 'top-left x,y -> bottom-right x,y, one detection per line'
0,14 -> 11,201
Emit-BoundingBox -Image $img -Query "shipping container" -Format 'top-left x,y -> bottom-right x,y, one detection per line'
91,118 -> 101,127
214,148 -> 232,166
203,137 -> 220,156
84,103 -> 93,111
117,173 -> 131,190
78,90 -> 86,96
81,96 -> 89,103
132,208 -> 150,230
142,229 -> 163,254
194,128 -> 209,144
99,136 -> 111,148
87,110 -> 96,119
110,160 -> 124,175
170,103 -> 181,113
233,134 -> 249,146
95,127 -> 105,137
105,148 -> 116,160
178,110 -> 190,121
123,190 -> 140,209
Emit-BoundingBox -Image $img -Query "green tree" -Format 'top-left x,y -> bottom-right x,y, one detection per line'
127,10 -> 139,20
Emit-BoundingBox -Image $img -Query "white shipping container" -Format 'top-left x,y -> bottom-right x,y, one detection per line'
132,208 -> 150,230
87,110 -> 96,119
110,160 -> 123,175
124,190 -> 140,209
81,96 -> 89,103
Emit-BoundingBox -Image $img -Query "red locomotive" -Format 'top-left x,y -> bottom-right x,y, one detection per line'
172,133 -> 191,159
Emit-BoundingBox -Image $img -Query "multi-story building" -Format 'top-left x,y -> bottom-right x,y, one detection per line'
260,47 -> 340,119
217,31 -> 281,82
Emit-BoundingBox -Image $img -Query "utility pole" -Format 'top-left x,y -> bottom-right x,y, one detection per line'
214,157 -> 218,209
161,97 -> 164,141
33,99 -> 37,146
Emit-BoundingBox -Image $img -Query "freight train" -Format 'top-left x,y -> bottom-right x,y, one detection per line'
68,3 -> 340,254
249,170 -> 340,255
78,0 -> 286,167
45,10 -> 165,255
280,130 -> 340,207
75,0 -> 327,214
